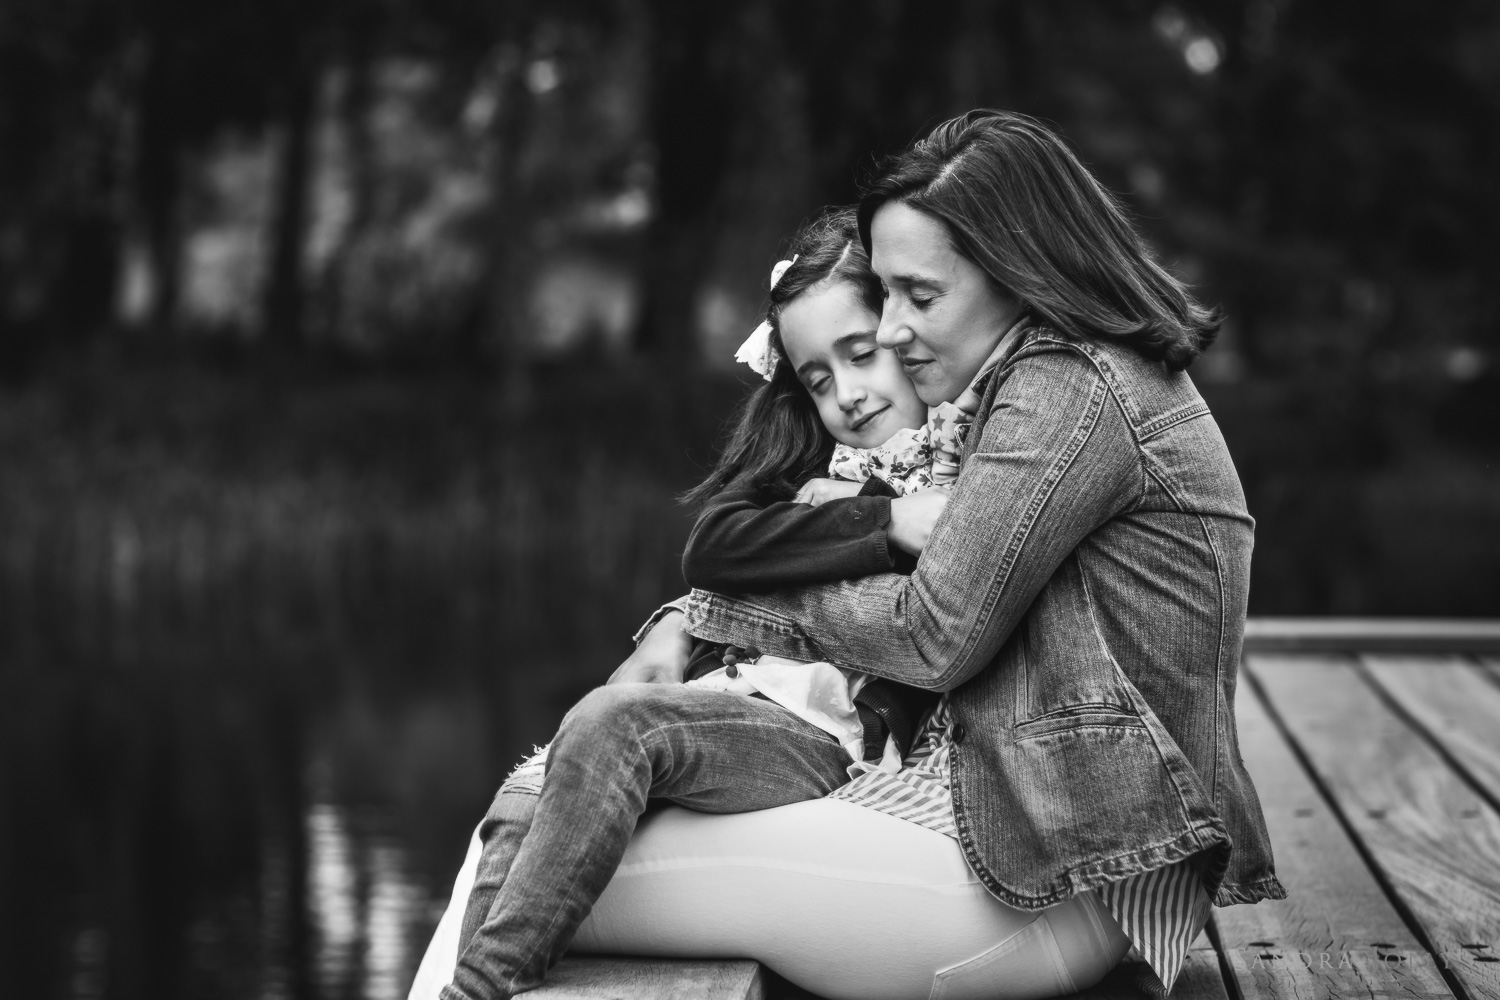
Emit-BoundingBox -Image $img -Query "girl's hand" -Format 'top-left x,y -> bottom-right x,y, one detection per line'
794,478 -> 863,506
608,611 -> 693,685
888,488 -> 951,555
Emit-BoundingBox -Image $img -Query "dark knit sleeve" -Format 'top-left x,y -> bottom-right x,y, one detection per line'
681,483 -> 897,594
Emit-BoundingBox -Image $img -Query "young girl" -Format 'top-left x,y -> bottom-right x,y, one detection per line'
672,205 -> 978,768
437,207 -> 994,999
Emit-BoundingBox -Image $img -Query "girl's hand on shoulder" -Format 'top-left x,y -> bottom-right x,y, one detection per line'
888,487 -> 951,555
608,611 -> 692,685
794,478 -> 863,506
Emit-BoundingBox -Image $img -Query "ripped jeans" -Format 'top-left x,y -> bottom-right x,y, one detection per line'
439,683 -> 853,1000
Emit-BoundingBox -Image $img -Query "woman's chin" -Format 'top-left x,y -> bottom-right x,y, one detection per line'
915,383 -> 956,407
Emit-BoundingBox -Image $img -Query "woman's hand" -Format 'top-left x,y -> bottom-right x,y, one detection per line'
888,488 -> 951,555
608,610 -> 693,685
794,478 -> 864,507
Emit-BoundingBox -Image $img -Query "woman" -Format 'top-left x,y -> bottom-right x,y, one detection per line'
678,108 -> 1284,909
422,110 -> 1283,1000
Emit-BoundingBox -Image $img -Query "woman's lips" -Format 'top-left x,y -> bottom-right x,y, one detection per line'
850,405 -> 889,432
899,354 -> 933,375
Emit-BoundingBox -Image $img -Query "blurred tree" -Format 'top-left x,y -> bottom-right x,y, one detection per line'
474,5 -> 541,388
128,0 -> 285,332
0,0 -> 127,365
634,1 -> 739,362
263,0 -> 331,352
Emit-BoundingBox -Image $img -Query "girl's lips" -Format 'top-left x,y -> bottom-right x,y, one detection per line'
851,405 -> 889,432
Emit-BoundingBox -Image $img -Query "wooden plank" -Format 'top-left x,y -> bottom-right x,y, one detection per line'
1361,655 -> 1500,808
1072,948 -> 1232,1000
530,957 -> 764,999
1480,657 -> 1500,688
1243,618 -> 1500,654
1249,653 -> 1500,1000
1215,671 -> 1453,1000
1174,948 -> 1237,1000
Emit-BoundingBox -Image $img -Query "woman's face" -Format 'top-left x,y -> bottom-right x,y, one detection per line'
778,279 -> 928,449
870,201 -> 1024,405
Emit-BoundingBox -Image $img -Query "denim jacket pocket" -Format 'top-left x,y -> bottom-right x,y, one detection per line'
1013,559 -> 1138,726
1012,707 -> 1146,743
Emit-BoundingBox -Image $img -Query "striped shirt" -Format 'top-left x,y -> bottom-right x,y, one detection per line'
829,699 -> 1211,995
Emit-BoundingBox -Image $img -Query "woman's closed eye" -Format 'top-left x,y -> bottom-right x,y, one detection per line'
904,286 -> 937,309
886,277 -> 939,310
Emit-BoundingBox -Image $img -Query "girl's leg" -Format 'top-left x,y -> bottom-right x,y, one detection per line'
440,683 -> 851,1000
455,751 -> 546,953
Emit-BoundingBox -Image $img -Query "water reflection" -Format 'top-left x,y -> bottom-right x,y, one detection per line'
308,806 -> 361,993
72,928 -> 108,1000
363,840 -> 422,1000
308,802 -> 429,1000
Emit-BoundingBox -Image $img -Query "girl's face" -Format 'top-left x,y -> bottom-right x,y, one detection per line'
869,201 -> 1025,405
778,279 -> 928,449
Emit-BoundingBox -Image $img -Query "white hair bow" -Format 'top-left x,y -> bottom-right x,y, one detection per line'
734,255 -> 798,381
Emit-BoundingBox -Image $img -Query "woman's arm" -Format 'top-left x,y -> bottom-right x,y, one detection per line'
681,480 -> 903,593
684,347 -> 1142,691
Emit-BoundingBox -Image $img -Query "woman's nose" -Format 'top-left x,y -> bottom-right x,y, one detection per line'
876,308 -> 912,350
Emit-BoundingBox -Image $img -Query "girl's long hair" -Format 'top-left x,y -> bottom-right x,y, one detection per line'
683,207 -> 883,507
857,110 -> 1220,372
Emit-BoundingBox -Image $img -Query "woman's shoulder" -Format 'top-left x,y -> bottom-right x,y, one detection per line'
1007,326 -> 1208,434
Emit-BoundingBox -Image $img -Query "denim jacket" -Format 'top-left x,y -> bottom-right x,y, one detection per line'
680,325 -> 1286,910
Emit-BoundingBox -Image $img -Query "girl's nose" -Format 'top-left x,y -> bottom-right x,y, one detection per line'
876,308 -> 912,350
836,377 -> 867,411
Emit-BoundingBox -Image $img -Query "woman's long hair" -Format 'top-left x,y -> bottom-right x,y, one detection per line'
683,207 -> 883,507
857,110 -> 1220,372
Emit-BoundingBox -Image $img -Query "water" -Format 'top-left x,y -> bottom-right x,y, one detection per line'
0,368 -> 729,999
2,534 -> 685,1000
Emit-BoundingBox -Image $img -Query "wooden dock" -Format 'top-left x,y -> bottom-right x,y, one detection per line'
531,619 -> 1500,1000
1085,617 -> 1500,1000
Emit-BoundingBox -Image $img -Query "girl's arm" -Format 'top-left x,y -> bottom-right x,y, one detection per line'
609,609 -> 695,684
683,347 -> 1143,691
681,478 -> 908,594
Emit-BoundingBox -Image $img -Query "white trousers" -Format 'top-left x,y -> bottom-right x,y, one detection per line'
409,798 -> 1130,1000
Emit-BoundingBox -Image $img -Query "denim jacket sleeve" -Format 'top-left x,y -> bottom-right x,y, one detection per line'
683,346 -> 1143,691
630,595 -> 690,646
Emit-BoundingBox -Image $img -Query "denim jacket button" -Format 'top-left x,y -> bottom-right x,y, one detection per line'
951,722 -> 967,744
